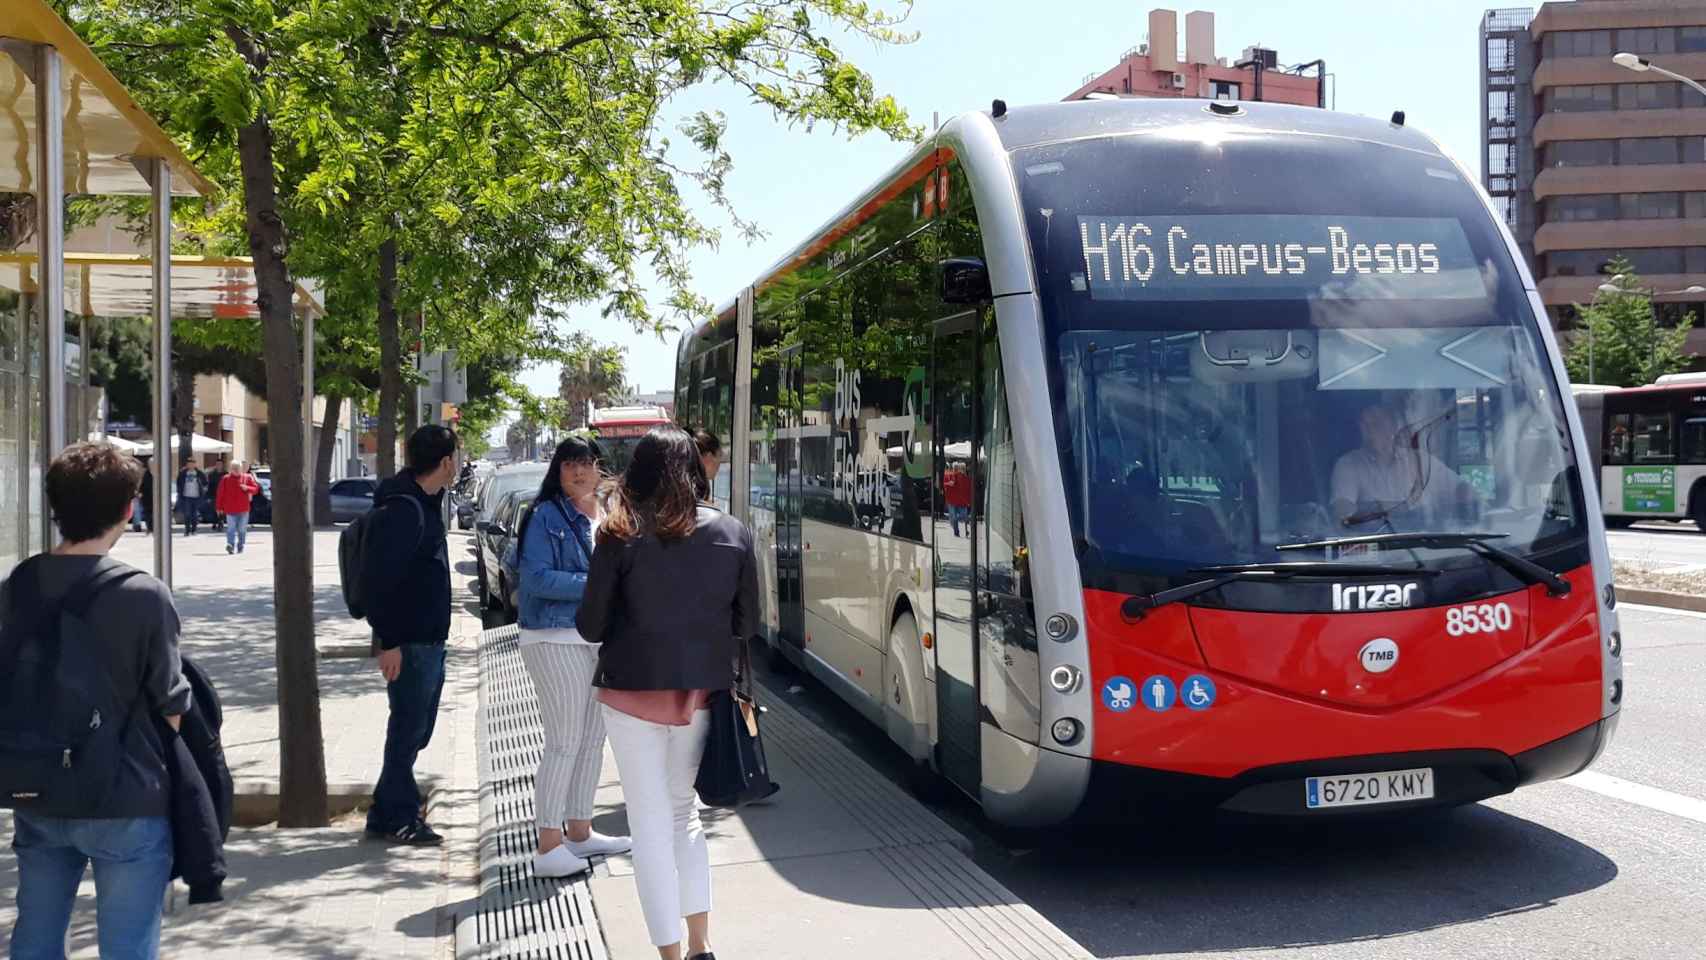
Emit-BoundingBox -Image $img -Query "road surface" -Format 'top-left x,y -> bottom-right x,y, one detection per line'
763,603 -> 1706,960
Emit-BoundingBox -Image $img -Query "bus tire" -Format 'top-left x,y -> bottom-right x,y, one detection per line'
1605,516 -> 1636,529
884,610 -> 932,768
1691,483 -> 1706,532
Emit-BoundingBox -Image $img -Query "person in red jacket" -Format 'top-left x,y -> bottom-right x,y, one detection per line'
943,462 -> 972,537
215,462 -> 261,555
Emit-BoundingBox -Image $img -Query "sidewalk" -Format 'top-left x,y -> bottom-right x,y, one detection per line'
0,526 -> 486,959
470,624 -> 1088,960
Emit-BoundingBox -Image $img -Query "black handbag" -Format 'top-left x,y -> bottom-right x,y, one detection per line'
694,640 -> 780,808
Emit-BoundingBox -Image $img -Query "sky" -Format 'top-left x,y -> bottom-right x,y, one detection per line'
502,0 -> 1502,439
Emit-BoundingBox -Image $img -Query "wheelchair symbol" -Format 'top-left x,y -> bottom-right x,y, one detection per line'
1182,674 -> 1217,711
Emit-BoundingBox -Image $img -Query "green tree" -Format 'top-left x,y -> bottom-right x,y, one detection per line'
1564,258 -> 1698,387
74,0 -> 914,827
558,335 -> 629,429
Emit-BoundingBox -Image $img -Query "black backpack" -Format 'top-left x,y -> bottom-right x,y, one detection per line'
338,494 -> 424,620
0,558 -> 148,817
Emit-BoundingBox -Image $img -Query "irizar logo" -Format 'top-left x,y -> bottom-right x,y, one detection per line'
1359,638 -> 1400,673
1332,582 -> 1419,612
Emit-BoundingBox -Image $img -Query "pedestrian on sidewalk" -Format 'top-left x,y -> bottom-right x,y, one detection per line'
943,461 -> 972,537
207,458 -> 228,532
514,436 -> 632,879
362,424 -> 460,846
176,461 -> 208,537
1,442 -> 192,960
578,426 -> 759,960
215,462 -> 262,555
138,459 -> 154,533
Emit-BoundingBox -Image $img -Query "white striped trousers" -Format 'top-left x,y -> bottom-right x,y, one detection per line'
518,642 -> 606,827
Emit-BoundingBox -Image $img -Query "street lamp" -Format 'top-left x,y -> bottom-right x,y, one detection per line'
1612,52 -> 1706,99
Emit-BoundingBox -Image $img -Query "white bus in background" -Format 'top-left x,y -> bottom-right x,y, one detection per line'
1589,374 -> 1706,529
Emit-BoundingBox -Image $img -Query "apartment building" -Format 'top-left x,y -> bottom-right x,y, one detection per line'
1066,8 -> 1327,107
1481,2 -> 1706,354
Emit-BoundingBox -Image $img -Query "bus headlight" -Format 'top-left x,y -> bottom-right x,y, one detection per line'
1051,717 -> 1082,745
1044,613 -> 1077,642
1048,665 -> 1081,693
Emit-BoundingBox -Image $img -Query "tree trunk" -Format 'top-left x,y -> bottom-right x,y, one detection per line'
313,392 -> 342,526
403,311 -> 421,442
174,363 -> 195,467
376,239 -> 401,478
231,87 -> 329,827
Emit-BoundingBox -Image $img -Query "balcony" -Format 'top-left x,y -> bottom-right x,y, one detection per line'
1534,218 -> 1706,255
1533,51 -> 1706,91
1534,163 -> 1706,199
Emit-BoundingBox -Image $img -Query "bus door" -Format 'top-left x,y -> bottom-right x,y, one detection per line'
932,309 -> 981,793
776,342 -> 806,652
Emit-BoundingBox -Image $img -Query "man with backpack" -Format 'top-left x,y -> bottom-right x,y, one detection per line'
1,442 -> 192,959
359,424 -> 459,846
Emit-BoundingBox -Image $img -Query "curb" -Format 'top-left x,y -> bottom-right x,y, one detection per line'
1619,587 -> 1706,613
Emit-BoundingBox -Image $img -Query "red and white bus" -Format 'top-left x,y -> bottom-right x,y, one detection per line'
677,98 -> 1623,824
588,403 -> 672,477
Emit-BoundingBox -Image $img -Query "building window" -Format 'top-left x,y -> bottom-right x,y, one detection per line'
1544,29 -> 1614,58
1544,247 -> 1700,278
1212,80 -> 1240,101
1542,139 -> 1616,167
1545,194 -> 1619,221
1618,136 -> 1680,164
1616,27 -> 1677,56
1545,84 -> 1614,112
1618,82 -> 1679,111
1620,192 -> 1682,219
1686,191 -> 1706,219
1681,27 -> 1706,53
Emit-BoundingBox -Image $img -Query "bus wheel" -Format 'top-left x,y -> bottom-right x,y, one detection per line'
1605,516 -> 1637,529
1691,485 -> 1706,532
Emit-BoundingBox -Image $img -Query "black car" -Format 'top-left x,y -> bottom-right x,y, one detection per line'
477,491 -> 535,620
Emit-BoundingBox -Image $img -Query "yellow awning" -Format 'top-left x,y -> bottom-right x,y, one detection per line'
0,252 -> 325,319
0,1 -> 211,196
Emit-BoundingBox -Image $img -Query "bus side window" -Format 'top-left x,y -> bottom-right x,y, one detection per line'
1607,413 -> 1632,464
1683,416 -> 1706,465
1632,412 -> 1674,463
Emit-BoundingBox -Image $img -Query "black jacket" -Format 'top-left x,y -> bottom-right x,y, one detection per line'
157,655 -> 232,905
175,468 -> 208,500
578,506 -> 759,691
362,471 -> 451,650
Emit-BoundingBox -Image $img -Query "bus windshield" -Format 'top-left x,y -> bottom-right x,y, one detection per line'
1014,130 -> 1587,589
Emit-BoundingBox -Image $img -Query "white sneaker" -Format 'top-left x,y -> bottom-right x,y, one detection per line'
566,831 -> 632,858
533,845 -> 590,878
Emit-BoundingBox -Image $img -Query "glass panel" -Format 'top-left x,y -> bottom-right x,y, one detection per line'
1618,137 -> 1679,165
0,369 -> 18,577
977,310 -> 1039,744
1688,192 -> 1706,219
1680,26 -> 1706,53
1607,413 -> 1632,464
1682,417 -> 1706,465
1632,413 -> 1673,463
1015,132 -> 1585,589
844,241 -> 932,542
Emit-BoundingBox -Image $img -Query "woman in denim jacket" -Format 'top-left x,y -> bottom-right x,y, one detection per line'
512,435 -> 632,877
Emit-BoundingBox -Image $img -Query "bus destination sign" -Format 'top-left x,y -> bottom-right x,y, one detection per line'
1075,215 -> 1483,302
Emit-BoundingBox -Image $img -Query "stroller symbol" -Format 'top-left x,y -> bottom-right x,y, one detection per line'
1102,677 -> 1136,712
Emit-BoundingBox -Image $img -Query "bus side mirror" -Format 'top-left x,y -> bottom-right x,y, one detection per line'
940,258 -> 992,305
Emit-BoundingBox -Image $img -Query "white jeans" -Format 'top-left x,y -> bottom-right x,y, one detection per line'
600,704 -> 711,948
518,643 -> 605,827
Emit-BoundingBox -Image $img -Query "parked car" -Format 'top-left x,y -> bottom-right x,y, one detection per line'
472,463 -> 546,603
328,477 -> 380,523
477,490 -> 534,619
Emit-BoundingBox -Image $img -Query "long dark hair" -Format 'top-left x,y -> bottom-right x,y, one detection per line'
600,425 -> 707,543
516,435 -> 603,561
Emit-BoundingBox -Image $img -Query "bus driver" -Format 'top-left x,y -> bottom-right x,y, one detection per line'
1331,403 -> 1475,530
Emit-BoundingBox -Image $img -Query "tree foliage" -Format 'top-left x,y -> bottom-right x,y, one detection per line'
1563,258 -> 1698,387
558,335 -> 629,429
68,0 -> 915,826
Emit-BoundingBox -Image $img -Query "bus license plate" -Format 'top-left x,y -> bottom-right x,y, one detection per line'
1305,768 -> 1434,810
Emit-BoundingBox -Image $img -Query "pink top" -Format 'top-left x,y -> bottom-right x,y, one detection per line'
599,688 -> 713,726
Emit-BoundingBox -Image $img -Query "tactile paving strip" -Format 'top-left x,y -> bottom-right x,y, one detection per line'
461,625 -> 606,960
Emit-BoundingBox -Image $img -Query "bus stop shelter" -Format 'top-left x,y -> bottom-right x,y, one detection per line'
1,1 -> 322,586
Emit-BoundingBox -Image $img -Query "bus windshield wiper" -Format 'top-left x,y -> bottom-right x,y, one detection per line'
1122,561 -> 1435,615
1275,532 -> 1571,597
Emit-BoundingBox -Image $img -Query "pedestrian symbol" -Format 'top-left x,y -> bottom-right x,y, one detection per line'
1182,674 -> 1217,711
1140,675 -> 1177,712
1102,676 -> 1137,713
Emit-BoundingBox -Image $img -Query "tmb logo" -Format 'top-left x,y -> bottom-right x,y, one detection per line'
1358,638 -> 1400,673
1332,582 -> 1419,612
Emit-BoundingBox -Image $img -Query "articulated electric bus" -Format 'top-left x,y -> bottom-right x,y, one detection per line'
677,99 -> 1623,825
